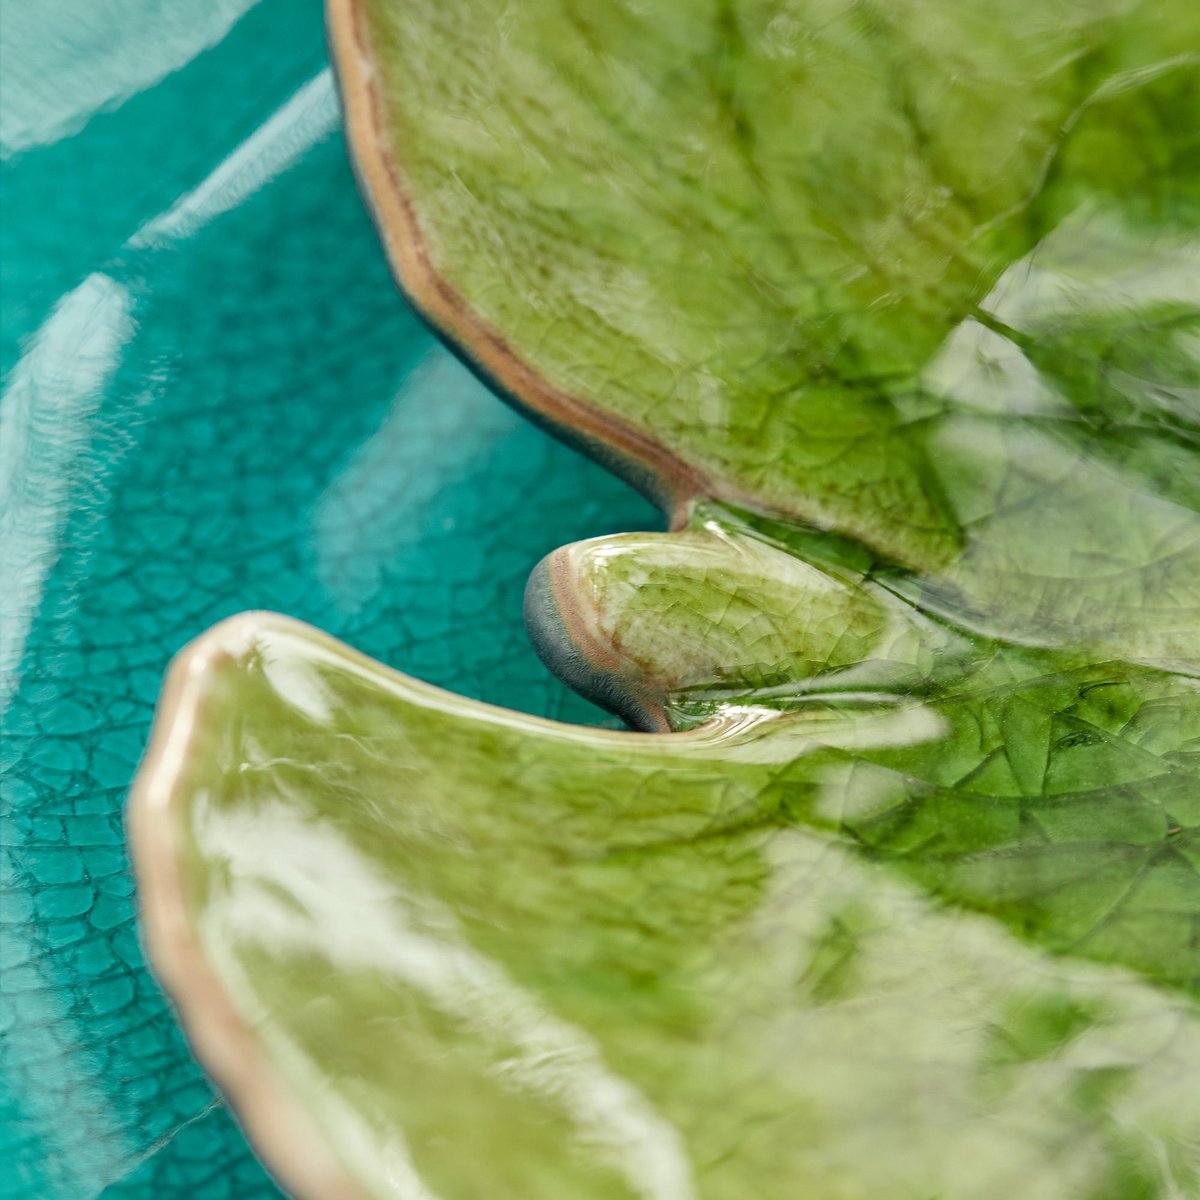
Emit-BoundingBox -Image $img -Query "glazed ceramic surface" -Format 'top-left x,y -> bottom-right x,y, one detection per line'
0,3 -> 656,1195
124,0 -> 1200,1198
5,0 -> 1200,1197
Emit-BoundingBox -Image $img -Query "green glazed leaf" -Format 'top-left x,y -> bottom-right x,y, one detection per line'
130,1 -> 1200,1196
133,615 -> 1200,1200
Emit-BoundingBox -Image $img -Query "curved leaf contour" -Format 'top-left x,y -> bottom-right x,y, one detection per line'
130,0 -> 1200,1197
132,614 -> 1200,1200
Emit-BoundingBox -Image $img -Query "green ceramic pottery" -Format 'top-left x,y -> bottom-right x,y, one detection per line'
126,0 -> 1198,1196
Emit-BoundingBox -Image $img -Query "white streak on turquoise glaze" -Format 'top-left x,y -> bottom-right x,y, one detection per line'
0,273 -> 134,708
129,69 -> 339,250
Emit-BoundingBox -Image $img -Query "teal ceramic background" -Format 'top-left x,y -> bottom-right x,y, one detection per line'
0,3 -> 659,1194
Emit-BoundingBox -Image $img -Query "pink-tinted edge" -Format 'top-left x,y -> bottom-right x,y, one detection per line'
128,615 -> 377,1200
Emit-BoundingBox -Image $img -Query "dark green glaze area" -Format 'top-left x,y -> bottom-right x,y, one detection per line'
521,501 -> 1200,994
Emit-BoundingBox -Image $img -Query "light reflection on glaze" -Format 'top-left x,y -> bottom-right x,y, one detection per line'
197,803 -> 697,1200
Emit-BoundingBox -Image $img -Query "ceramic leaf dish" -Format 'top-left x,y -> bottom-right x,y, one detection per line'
129,2 -> 1199,1198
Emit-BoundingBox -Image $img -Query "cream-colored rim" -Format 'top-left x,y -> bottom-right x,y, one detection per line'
127,613 -> 374,1200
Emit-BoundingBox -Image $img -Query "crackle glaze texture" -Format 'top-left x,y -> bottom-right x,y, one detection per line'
121,0 -> 1200,1198
0,3 -> 656,1195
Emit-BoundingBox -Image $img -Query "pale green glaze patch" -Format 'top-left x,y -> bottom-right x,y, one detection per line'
130,0 -> 1200,1195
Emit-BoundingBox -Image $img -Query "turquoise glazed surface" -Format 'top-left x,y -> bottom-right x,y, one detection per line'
0,3 -> 657,1195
